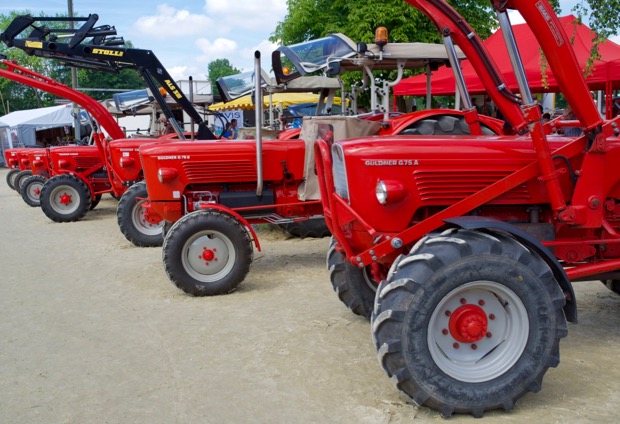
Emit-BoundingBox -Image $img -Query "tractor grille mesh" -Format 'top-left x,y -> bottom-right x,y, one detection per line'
413,170 -> 530,202
74,157 -> 102,170
183,161 -> 256,183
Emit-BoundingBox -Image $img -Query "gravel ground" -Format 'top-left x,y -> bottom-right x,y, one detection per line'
1,167 -> 619,424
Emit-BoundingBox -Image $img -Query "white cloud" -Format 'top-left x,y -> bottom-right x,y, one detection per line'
134,4 -> 214,38
203,0 -> 286,31
195,38 -> 239,64
239,40 -> 280,71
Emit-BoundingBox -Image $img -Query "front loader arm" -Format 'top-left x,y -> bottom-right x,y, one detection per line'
0,15 -> 217,140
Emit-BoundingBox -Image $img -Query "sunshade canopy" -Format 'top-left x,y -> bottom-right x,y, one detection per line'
394,15 -> 620,96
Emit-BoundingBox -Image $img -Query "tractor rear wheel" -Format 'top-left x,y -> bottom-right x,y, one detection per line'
371,229 -> 567,418
14,170 -> 33,192
20,175 -> 47,207
163,210 -> 253,296
116,181 -> 163,247
40,174 -> 91,222
278,218 -> 331,238
602,280 -> 620,295
6,168 -> 20,190
327,237 -> 376,319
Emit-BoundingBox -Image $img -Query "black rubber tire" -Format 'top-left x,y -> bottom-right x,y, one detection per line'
14,170 -> 33,192
40,174 -> 92,222
90,194 -> 102,210
20,175 -> 47,207
116,182 -> 163,247
163,210 -> 253,296
278,218 -> 331,239
602,280 -> 620,295
162,221 -> 174,239
371,229 -> 567,418
327,237 -> 376,319
6,168 -> 20,190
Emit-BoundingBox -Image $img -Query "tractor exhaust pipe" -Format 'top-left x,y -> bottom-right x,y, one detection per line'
255,50 -> 263,198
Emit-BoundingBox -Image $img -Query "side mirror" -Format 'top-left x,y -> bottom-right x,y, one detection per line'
326,61 -> 341,77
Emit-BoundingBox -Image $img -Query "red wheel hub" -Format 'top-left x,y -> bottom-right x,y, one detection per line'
34,188 -> 41,195
199,247 -> 218,264
59,192 -> 72,205
448,304 -> 488,343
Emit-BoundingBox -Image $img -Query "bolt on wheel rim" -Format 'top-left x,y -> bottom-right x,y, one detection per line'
49,185 -> 80,214
181,230 -> 236,282
28,182 -> 43,201
132,199 -> 163,236
427,280 -> 529,383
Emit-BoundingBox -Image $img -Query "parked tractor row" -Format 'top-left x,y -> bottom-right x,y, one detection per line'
2,0 -> 620,418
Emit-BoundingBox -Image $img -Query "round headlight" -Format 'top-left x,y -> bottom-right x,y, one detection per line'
376,180 -> 388,205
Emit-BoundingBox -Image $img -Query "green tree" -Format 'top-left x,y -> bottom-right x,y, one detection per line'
207,59 -> 241,99
0,11 -> 73,112
271,0 -> 496,47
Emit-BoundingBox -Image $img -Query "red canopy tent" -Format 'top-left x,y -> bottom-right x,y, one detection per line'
394,15 -> 620,117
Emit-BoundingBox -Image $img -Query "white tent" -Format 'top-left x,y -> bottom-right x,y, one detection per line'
0,120 -> 9,166
0,104 -> 75,147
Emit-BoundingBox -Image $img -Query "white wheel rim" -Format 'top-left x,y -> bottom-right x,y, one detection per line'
27,181 -> 43,201
49,184 -> 81,214
131,199 -> 163,236
181,230 -> 236,282
427,280 -> 529,382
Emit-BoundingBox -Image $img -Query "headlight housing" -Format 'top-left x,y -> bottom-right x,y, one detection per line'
375,179 -> 407,205
332,144 -> 349,203
158,167 -> 178,183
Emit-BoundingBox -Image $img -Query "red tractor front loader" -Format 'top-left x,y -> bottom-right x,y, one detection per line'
314,0 -> 620,417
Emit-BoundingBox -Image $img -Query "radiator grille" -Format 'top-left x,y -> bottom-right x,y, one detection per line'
183,161 -> 256,183
73,157 -> 102,170
413,170 -> 530,202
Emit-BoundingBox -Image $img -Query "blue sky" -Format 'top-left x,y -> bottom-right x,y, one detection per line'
1,1 -> 617,85
1,0 -> 288,81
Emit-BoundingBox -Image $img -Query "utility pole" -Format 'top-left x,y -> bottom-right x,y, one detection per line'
68,0 -> 81,141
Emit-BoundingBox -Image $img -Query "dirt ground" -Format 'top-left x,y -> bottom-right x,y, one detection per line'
1,167 -> 619,424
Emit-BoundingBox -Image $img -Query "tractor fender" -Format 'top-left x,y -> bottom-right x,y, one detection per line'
196,203 -> 262,252
58,171 -> 97,201
444,216 -> 577,323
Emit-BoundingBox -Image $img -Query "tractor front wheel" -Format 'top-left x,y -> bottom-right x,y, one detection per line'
116,181 -> 163,247
163,210 -> 253,296
40,174 -> 91,222
14,170 -> 33,192
602,280 -> 620,295
90,194 -> 102,210
20,175 -> 47,207
371,229 -> 567,418
327,237 -> 377,319
6,168 -> 20,190
278,218 -> 331,238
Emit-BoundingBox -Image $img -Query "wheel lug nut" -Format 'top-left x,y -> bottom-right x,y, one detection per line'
471,344 -> 477,350
445,310 -> 451,317
478,299 -> 485,306
460,298 -> 467,304
453,343 -> 459,349
442,329 -> 448,335
489,314 -> 496,320
486,332 -> 492,338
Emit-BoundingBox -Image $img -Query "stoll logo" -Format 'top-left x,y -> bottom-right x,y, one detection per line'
92,48 -> 124,57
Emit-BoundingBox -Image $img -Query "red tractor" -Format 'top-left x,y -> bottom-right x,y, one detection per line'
4,147 -> 34,190
314,0 -> 620,417
137,34 -> 507,297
